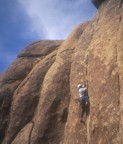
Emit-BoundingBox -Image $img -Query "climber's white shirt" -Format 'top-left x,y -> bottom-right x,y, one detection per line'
79,87 -> 87,98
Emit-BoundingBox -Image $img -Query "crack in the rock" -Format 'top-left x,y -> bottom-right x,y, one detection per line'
116,1 -> 122,98
29,122 -> 34,144
58,48 -> 75,55
115,11 -> 121,99
85,53 -> 90,144
116,1 -> 123,143
1,78 -> 19,84
18,54 -> 46,58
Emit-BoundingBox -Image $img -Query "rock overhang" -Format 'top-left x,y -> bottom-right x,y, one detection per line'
92,0 -> 105,8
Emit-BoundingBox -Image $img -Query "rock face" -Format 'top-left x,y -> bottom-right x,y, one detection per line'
0,0 -> 123,144
0,40 -> 62,143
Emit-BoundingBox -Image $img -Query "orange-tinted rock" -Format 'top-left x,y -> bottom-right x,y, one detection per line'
64,1 -> 123,144
2,22 -> 89,144
0,40 -> 62,143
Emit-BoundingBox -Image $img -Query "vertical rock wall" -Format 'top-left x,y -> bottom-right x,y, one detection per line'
88,0 -> 121,143
63,0 -> 123,144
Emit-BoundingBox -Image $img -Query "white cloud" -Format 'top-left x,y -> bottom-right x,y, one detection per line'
17,0 -> 96,39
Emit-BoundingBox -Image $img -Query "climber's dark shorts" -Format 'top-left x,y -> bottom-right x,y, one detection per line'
80,98 -> 90,118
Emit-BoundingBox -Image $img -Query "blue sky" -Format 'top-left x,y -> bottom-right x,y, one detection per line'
0,0 -> 96,73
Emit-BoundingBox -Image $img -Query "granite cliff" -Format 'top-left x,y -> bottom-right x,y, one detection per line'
0,0 -> 123,143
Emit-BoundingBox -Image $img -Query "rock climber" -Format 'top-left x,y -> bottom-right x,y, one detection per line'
77,80 -> 89,122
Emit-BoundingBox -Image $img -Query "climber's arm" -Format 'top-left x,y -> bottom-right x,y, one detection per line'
85,80 -> 88,89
